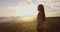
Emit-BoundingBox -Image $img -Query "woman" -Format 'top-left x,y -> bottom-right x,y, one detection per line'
36,4 -> 45,32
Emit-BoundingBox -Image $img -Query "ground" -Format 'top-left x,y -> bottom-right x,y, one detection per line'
0,17 -> 60,32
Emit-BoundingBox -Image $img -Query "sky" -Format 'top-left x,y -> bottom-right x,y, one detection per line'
0,0 -> 60,17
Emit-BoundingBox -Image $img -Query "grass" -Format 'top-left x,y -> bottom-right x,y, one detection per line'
0,19 -> 36,32
0,17 -> 60,32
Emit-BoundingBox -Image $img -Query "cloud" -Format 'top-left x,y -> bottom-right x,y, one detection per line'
0,0 -> 60,17
18,0 -> 33,7
0,6 -> 18,17
45,8 -> 60,17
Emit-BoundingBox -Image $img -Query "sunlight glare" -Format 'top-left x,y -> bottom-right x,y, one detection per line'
18,4 -> 38,17
17,4 -> 38,20
21,16 -> 33,21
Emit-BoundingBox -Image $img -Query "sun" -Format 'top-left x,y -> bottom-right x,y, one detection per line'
20,16 -> 34,21
17,4 -> 38,20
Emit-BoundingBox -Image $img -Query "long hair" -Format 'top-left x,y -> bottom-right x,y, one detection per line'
36,4 -> 45,32
38,4 -> 44,11
38,4 -> 45,20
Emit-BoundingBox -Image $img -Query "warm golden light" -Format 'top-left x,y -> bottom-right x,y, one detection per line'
21,16 -> 34,21
17,4 -> 38,20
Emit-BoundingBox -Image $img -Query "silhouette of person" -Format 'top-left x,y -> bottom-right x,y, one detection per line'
36,4 -> 45,32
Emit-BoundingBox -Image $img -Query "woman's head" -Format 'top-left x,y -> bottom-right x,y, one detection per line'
38,4 -> 44,11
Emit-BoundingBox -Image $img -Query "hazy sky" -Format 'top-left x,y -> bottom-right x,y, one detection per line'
0,0 -> 60,17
